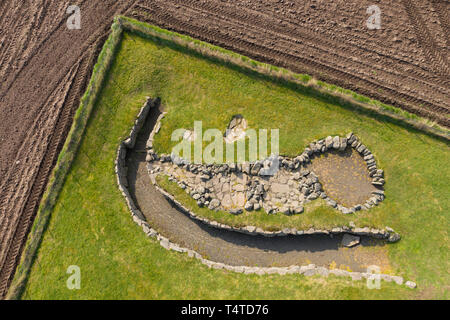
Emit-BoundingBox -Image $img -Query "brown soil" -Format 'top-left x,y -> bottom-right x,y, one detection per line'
0,0 -> 448,298
131,0 -> 450,125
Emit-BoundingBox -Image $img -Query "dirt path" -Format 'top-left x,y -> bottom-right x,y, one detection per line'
306,148 -> 378,208
126,106 -> 391,272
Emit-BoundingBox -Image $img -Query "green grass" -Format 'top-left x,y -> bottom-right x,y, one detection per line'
16,22 -> 449,299
6,20 -> 124,300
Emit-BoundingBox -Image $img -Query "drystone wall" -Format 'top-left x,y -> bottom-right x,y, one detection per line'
153,182 -> 400,242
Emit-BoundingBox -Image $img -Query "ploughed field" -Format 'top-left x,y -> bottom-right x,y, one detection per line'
0,0 -> 448,298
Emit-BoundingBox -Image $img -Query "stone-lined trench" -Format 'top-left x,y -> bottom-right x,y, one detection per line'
114,98 -> 416,289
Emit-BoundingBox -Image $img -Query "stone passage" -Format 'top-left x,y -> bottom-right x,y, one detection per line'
147,121 -> 385,216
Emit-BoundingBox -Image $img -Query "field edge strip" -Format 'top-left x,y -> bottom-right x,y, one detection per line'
5,19 -> 124,300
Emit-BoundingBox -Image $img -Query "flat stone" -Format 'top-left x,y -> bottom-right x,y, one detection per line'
346,132 -> 355,142
221,194 -> 232,208
330,269 -> 348,277
293,206 -> 304,214
160,239 -> 170,250
299,169 -> 309,177
316,267 -> 330,277
245,226 -> 257,233
325,136 -> 333,148
388,233 -> 401,242
244,201 -> 254,211
250,163 -> 262,175
357,144 -> 366,153
208,198 -> 220,210
307,192 -> 319,200
303,267 -> 317,277
338,137 -> 347,151
232,192 -> 245,207
341,234 -> 360,247
229,208 -> 243,215
326,198 -> 337,207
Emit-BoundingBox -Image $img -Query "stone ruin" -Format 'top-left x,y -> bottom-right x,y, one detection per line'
146,115 -> 385,216
114,99 -> 413,288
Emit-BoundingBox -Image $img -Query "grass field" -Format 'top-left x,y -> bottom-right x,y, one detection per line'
16,23 -> 449,299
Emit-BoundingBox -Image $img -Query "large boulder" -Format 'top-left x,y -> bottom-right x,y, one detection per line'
341,234 -> 360,247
